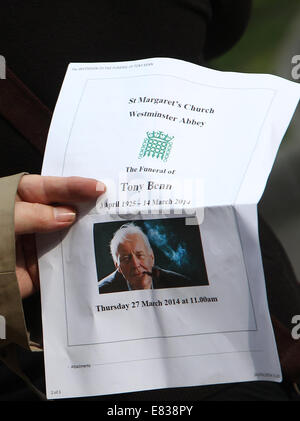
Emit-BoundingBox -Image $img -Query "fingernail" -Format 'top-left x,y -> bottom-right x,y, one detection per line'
96,181 -> 106,192
54,207 -> 76,222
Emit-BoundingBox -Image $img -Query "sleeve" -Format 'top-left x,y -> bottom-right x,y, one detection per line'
204,0 -> 252,61
0,173 -> 35,351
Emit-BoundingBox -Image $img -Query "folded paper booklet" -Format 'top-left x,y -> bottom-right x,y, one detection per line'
38,58 -> 300,399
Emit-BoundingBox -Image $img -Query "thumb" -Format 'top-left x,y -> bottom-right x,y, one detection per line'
15,201 -> 77,235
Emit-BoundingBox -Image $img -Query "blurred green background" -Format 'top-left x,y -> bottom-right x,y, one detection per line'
210,0 -> 300,281
211,0 -> 300,77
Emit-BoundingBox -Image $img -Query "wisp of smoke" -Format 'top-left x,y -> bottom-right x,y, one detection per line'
144,222 -> 190,267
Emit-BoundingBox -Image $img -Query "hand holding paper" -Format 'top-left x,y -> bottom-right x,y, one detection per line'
15,174 -> 105,298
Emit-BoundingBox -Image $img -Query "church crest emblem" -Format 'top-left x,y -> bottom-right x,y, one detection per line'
138,131 -> 174,162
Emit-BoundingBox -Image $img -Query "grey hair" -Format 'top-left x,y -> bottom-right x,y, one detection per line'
110,223 -> 152,264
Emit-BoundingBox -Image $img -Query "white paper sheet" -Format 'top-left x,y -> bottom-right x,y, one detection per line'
38,58 -> 300,399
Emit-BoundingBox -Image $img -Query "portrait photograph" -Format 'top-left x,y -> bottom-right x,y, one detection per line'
93,217 -> 209,294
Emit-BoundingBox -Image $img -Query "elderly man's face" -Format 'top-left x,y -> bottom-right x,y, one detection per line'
115,233 -> 154,289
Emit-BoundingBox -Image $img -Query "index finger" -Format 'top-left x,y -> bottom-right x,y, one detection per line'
17,175 -> 106,204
